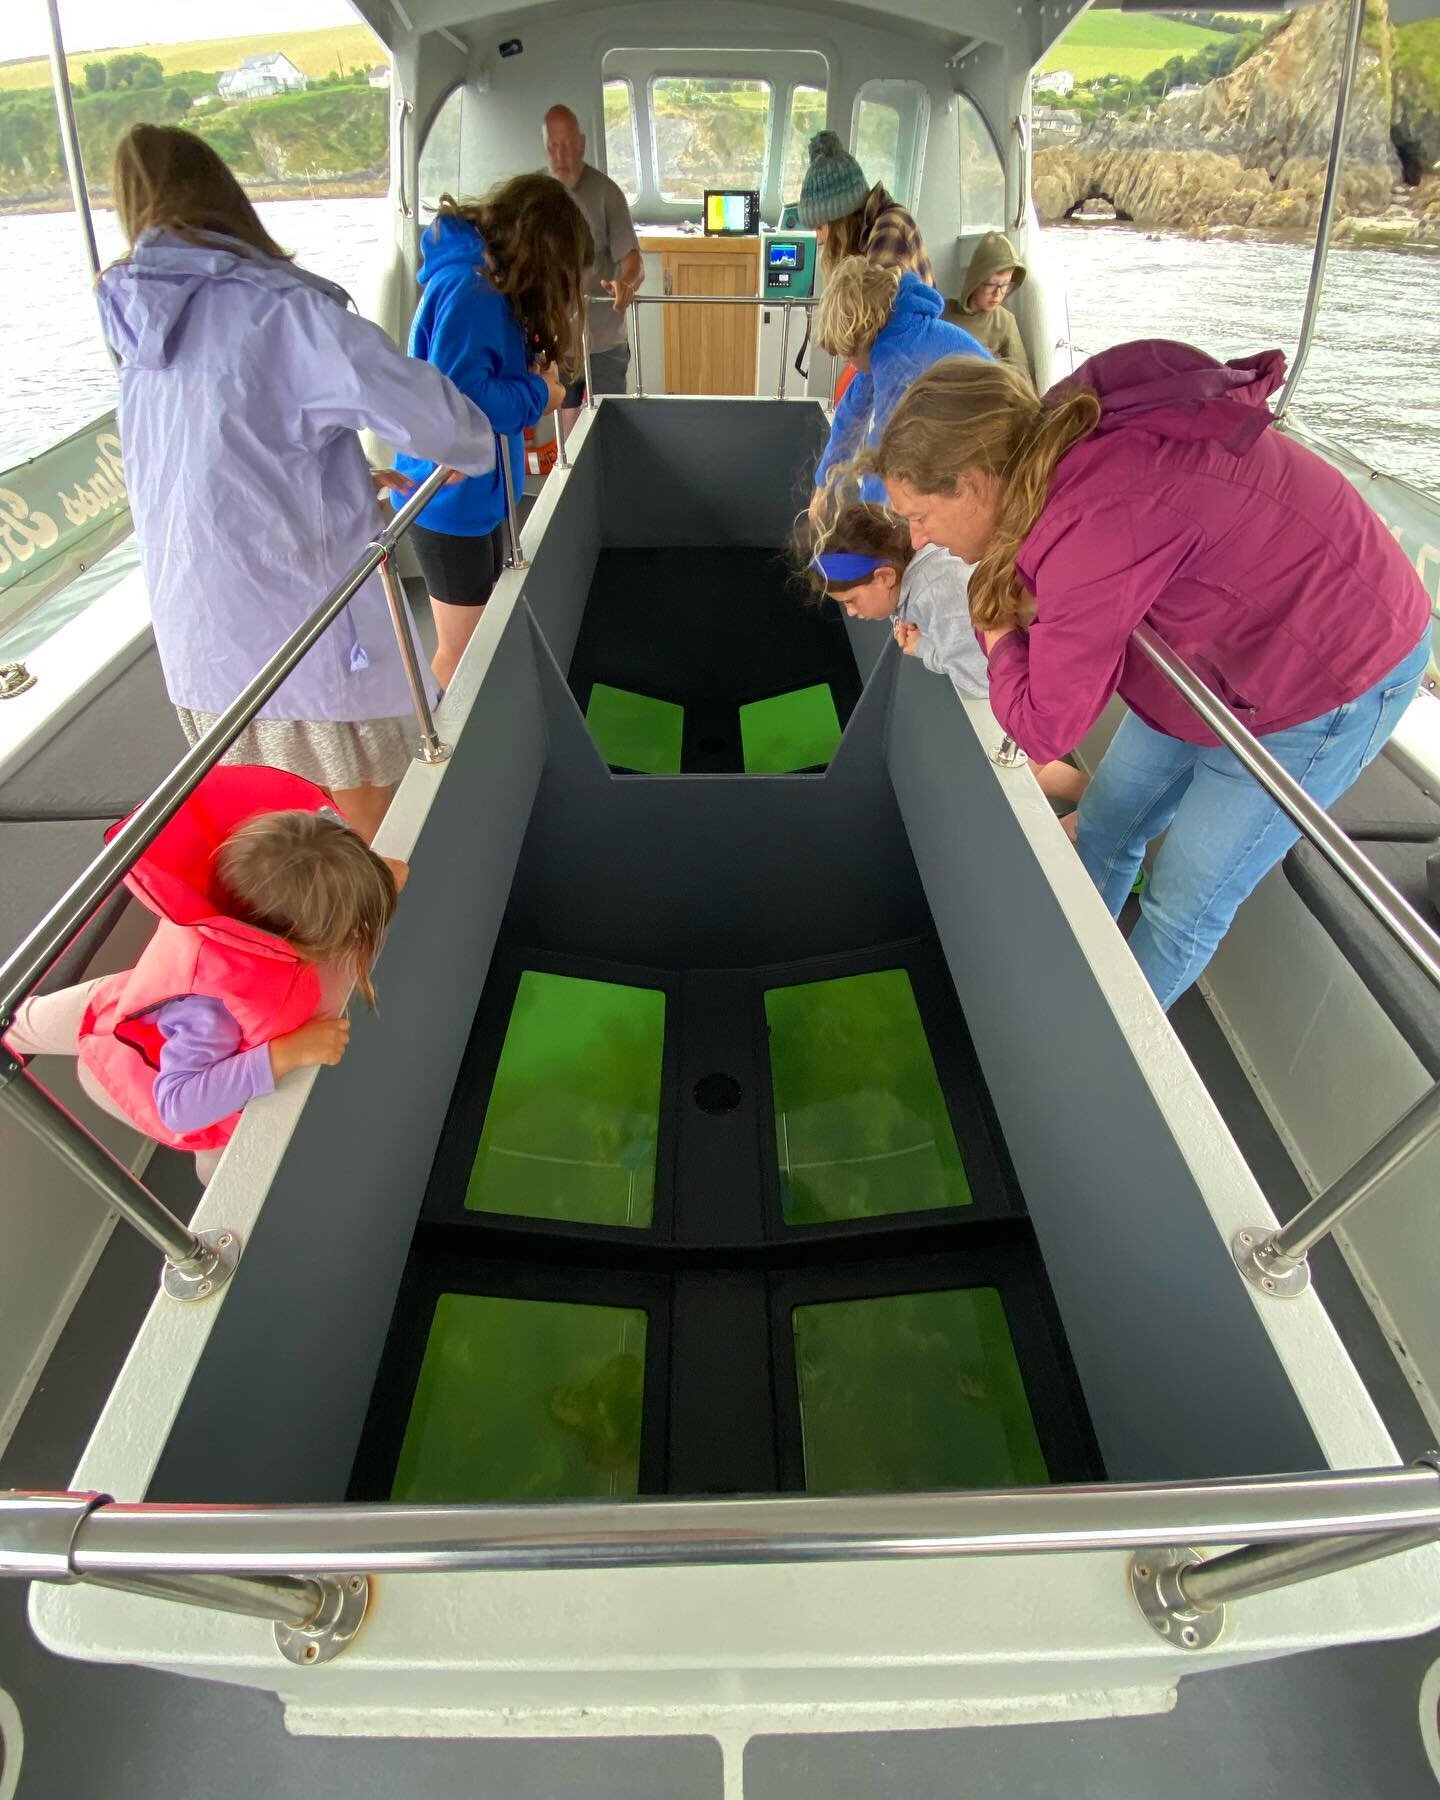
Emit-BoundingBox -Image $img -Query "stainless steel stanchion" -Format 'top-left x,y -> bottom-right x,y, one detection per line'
375,553 -> 451,763
0,1056 -> 240,1302
498,434 -> 527,570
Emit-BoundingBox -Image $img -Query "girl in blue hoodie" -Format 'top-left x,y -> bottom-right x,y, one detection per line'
396,176 -> 593,686
812,261 -> 990,509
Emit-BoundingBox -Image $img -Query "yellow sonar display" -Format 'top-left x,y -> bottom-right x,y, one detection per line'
703,189 -> 760,235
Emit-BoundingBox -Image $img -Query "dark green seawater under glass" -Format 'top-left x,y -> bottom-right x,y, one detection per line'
466,971 -> 665,1228
765,968 -> 972,1224
793,1288 -> 1049,1492
739,684 -> 842,773
392,1294 -> 647,1502
584,682 -> 685,773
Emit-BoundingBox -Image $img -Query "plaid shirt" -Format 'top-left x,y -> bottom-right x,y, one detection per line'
859,184 -> 935,287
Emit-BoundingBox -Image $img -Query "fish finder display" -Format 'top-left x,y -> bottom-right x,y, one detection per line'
704,190 -> 760,235
768,242 -> 800,269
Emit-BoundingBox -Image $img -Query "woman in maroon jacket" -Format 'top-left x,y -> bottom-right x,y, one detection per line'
866,340 -> 1431,1008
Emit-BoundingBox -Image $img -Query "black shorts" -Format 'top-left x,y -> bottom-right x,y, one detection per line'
409,520 -> 507,606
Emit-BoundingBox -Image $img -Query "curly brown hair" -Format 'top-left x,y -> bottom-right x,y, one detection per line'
436,174 -> 594,377
791,501 -> 913,604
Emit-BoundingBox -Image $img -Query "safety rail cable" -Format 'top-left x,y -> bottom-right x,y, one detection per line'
4,1463 -> 1440,1578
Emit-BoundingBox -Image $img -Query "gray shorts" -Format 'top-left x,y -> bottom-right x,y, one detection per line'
563,343 -> 631,408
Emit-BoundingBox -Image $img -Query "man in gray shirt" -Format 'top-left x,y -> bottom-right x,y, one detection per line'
543,103 -> 643,434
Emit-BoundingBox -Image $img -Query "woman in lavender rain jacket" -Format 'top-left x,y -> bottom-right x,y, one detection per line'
866,340 -> 1432,1010
97,125 -> 497,842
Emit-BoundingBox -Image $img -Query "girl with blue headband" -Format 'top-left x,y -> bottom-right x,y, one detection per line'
798,503 -> 1089,823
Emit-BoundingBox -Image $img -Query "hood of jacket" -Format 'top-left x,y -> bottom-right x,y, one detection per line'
109,764 -> 332,966
1055,338 -> 1287,455
97,228 -> 350,370
417,212 -> 488,288
959,232 -> 1027,312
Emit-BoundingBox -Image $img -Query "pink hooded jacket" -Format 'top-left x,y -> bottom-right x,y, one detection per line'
986,340 -> 1431,765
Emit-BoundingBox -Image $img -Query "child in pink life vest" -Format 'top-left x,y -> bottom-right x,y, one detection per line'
3,765 -> 402,1183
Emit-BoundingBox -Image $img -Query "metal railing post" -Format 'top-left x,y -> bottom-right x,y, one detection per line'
992,734 -> 1026,768
1275,0 -> 1367,420
583,307 -> 597,410
374,552 -> 450,762
497,434 -> 526,571
633,299 -> 646,397
44,0 -> 113,366
778,303 -> 792,400
1233,1080 -> 1440,1298
0,1055 -> 240,1302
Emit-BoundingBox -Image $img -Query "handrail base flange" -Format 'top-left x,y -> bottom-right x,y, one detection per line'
1233,1227 -> 1311,1299
162,1228 -> 241,1304
1129,1546 -> 1226,1651
274,1574 -> 370,1666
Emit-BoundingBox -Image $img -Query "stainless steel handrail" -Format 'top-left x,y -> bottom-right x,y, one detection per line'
1129,625 -> 1440,1297
4,1463 -> 1439,1577
1131,626 -> 1440,994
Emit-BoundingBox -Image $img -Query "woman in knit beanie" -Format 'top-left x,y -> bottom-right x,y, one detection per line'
797,130 -> 935,285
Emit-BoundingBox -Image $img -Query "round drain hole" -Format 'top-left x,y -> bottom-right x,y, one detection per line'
693,1072 -> 742,1115
697,735 -> 728,755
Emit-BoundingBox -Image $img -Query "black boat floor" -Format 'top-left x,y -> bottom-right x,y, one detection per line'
4,999 -> 1438,1799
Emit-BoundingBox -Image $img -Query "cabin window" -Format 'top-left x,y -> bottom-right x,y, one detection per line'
852,79 -> 929,208
602,77 -> 641,203
955,92 -> 1006,234
780,83 -> 828,203
648,75 -> 774,203
418,84 -> 465,210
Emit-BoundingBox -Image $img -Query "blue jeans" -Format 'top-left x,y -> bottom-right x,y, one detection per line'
1074,636 -> 1430,1010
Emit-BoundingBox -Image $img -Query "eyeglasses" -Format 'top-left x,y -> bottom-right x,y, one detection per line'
978,279 -> 1013,297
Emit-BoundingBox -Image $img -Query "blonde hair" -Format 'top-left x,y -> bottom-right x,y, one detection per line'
791,501 -> 912,604
216,810 -> 399,1008
816,258 -> 901,362
861,357 -> 1101,629
112,124 -> 290,262
435,174 -> 594,376
819,206 -> 867,276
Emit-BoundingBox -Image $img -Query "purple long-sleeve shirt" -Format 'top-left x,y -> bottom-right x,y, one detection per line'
151,996 -> 274,1136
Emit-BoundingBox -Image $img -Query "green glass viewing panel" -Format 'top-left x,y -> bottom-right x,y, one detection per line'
793,1288 -> 1048,1492
765,968 -> 971,1223
392,1295 -> 647,1502
466,971 -> 665,1227
585,682 -> 684,773
739,684 -> 841,773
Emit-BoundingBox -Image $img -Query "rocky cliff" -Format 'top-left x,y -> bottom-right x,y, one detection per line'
1034,0 -> 1440,241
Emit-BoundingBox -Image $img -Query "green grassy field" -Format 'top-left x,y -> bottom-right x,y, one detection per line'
1039,11 -> 1233,80
0,24 -> 382,94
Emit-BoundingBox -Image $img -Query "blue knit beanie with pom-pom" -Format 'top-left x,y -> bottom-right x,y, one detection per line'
797,131 -> 870,227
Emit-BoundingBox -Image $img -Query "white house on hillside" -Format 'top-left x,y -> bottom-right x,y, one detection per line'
1035,69 -> 1075,97
217,52 -> 308,101
368,64 -> 391,89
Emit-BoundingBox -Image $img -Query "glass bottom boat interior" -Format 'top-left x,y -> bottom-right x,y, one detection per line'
138,400 -> 1330,1511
